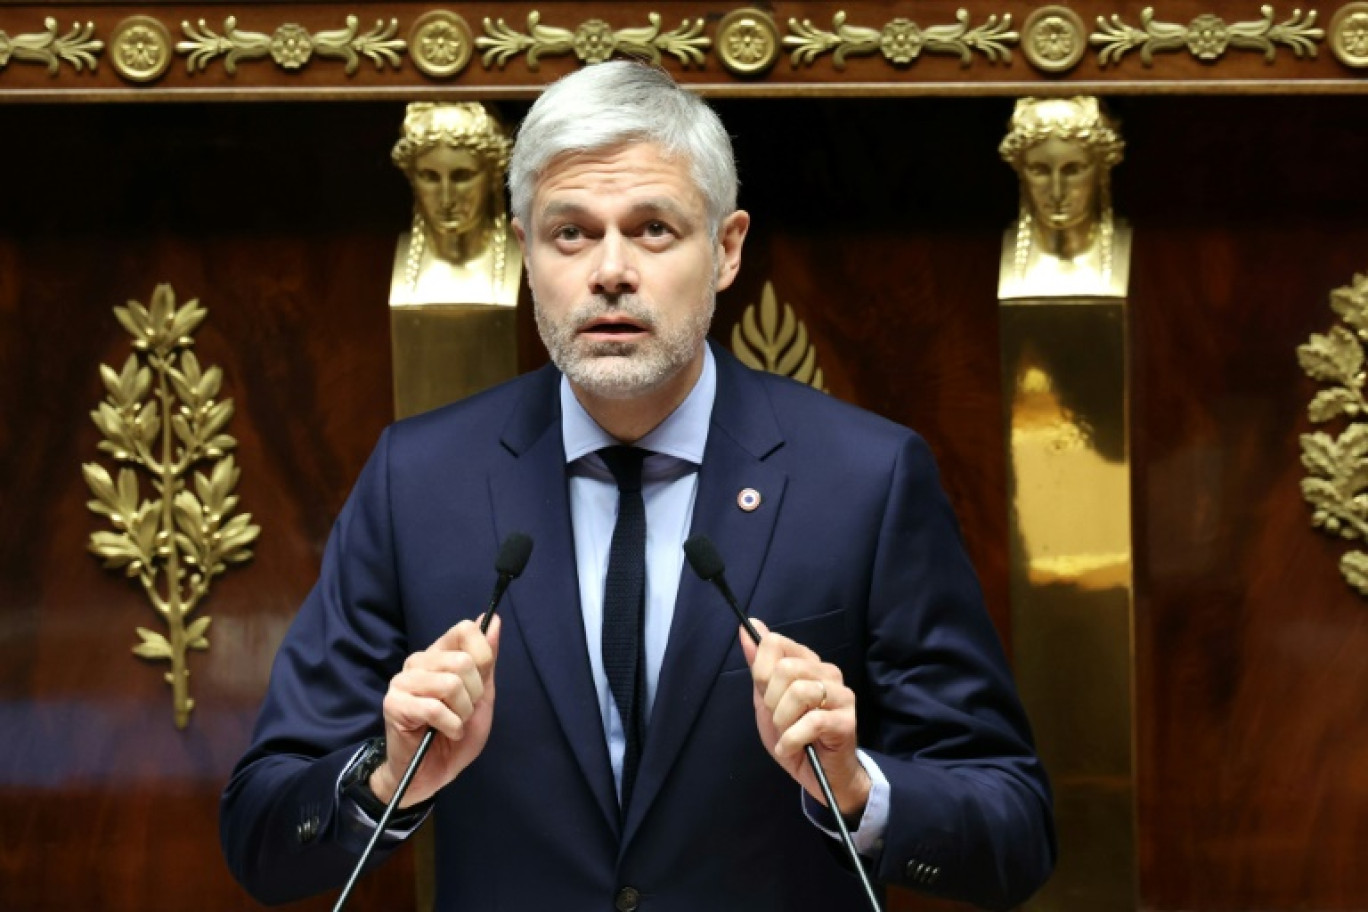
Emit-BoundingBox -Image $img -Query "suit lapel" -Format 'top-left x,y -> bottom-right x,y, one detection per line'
489,366 -> 620,834
624,347 -> 787,846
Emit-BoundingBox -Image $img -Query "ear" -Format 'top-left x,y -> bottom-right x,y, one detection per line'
511,217 -> 533,291
713,210 -> 750,294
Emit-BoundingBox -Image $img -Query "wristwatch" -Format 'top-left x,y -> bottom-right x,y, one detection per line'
340,737 -> 391,820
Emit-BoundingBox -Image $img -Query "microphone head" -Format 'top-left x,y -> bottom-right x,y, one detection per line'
683,535 -> 725,582
495,533 -> 534,578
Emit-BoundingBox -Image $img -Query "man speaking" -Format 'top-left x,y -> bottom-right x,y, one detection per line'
221,61 -> 1054,911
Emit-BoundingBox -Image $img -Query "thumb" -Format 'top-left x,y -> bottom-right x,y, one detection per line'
740,618 -> 770,667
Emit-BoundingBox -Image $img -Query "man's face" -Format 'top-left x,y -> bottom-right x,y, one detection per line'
515,142 -> 747,401
1021,137 -> 1098,232
412,145 -> 491,241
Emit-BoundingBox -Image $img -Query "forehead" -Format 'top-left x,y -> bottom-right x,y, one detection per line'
1023,136 -> 1094,166
531,142 -> 704,217
414,145 -> 484,171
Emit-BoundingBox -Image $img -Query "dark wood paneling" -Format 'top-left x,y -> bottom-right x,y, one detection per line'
1126,96 -> 1368,909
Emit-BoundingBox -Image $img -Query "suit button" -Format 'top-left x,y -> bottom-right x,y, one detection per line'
296,816 -> 319,843
615,886 -> 641,911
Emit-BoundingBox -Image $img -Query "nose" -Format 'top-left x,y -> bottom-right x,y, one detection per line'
1048,169 -> 1065,203
591,231 -> 639,296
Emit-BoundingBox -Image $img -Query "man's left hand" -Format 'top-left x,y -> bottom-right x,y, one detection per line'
741,619 -> 871,819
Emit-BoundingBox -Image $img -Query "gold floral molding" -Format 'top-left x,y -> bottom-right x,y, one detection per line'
785,10 -> 1018,69
1298,272 -> 1368,598
1329,1 -> 1368,66
732,281 -> 828,392
717,8 -> 781,76
477,12 -> 709,70
1091,5 -> 1323,66
84,285 -> 260,729
0,18 -> 102,75
178,15 -> 404,75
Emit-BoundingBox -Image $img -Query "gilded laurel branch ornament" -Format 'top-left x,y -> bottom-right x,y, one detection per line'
1298,273 -> 1368,597
731,281 -> 828,392
1091,5 -> 1322,67
178,16 -> 404,75
0,18 -> 102,75
84,284 -> 260,729
785,9 -> 1017,69
477,12 -> 709,70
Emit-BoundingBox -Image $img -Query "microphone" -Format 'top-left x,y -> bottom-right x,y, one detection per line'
683,535 -> 883,912
333,532 -> 533,912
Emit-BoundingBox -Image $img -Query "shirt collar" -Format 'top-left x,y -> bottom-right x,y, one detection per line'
561,345 -> 716,466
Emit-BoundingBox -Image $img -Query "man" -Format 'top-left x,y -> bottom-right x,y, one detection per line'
221,62 -> 1054,911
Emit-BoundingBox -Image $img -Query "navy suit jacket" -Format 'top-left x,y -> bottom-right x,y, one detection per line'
221,344 -> 1054,910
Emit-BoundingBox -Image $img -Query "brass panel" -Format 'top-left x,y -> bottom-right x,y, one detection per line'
390,306 -> 517,419
1002,301 -> 1135,911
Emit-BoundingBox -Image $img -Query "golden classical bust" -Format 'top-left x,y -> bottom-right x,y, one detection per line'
998,97 -> 1130,300
390,102 -> 521,307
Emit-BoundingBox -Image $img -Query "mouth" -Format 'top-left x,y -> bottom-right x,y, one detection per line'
578,315 -> 650,342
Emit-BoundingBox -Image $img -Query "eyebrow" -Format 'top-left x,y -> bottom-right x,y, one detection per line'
539,197 -> 697,226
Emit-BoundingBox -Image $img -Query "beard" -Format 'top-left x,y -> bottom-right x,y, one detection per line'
535,293 -> 714,400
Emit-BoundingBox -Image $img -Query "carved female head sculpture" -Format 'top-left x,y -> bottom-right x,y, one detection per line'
392,103 -> 514,292
999,97 -> 1125,282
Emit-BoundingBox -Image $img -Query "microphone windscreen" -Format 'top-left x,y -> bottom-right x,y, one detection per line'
683,535 -> 725,581
496,532 -> 534,578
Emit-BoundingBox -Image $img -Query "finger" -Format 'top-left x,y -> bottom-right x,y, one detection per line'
770,678 -> 834,733
384,689 -> 466,742
774,699 -> 856,759
762,654 -> 825,712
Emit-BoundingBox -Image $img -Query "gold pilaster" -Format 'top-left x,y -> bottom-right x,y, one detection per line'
1002,298 -> 1135,911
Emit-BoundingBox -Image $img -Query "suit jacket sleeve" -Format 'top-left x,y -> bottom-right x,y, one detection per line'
859,432 -> 1055,909
220,427 -> 413,904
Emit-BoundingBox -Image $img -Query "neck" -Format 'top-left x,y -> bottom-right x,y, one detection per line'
428,221 -> 494,265
1033,219 -> 1095,261
571,349 -> 705,444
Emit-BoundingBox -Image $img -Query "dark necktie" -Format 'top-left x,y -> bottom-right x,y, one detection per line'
599,445 -> 648,814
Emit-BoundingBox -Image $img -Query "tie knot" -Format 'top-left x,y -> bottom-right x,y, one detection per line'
599,445 -> 647,493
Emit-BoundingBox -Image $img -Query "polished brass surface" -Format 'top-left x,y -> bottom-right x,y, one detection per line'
730,280 -> 827,392
785,9 -> 1017,69
391,307 -> 518,418
178,15 -> 404,75
999,97 -> 1131,300
1022,6 -> 1088,73
0,17 -> 102,74
1329,2 -> 1368,66
84,284 -> 260,730
390,102 -> 520,307
717,8 -> 780,76
1002,300 -> 1135,911
110,15 -> 171,83
477,12 -> 709,70
1092,6 -> 1323,67
409,10 -> 473,78
1297,271 -> 1368,596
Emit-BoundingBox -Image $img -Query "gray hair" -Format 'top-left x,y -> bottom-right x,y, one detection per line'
508,61 -> 738,240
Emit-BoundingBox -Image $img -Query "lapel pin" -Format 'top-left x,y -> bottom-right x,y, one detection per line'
737,488 -> 761,512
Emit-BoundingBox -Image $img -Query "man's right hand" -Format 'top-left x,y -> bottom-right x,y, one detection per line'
369,615 -> 501,808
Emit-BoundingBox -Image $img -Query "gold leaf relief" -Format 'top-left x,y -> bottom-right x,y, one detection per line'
731,281 -> 828,393
86,284 -> 258,728
1300,271 -> 1368,598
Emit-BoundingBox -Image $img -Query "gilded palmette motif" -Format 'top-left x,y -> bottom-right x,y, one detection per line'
731,281 -> 828,393
1298,272 -> 1368,598
84,285 -> 260,729
1091,5 -> 1322,66
477,12 -> 709,70
0,18 -> 102,75
178,15 -> 404,75
784,9 -> 1017,69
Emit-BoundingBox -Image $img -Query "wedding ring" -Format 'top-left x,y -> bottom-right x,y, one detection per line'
816,681 -> 828,710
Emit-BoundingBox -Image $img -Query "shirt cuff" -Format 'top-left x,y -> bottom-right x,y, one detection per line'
800,749 -> 890,857
336,743 -> 432,839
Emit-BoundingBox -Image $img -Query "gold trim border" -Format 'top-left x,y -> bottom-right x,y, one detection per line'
3,6 -> 1353,88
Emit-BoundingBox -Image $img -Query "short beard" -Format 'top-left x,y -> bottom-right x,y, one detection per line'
536,293 -> 714,400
